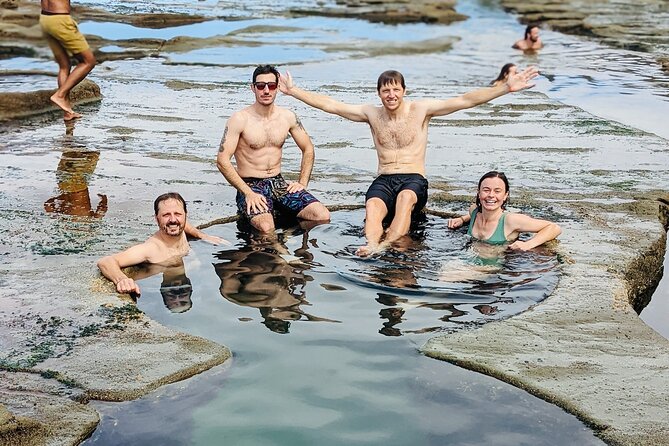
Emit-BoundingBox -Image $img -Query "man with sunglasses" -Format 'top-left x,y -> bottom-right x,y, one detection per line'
279,66 -> 538,256
217,65 -> 330,233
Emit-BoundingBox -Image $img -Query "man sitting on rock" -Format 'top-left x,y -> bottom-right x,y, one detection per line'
97,192 -> 226,296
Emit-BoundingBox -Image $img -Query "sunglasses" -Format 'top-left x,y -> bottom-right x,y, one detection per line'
253,82 -> 278,91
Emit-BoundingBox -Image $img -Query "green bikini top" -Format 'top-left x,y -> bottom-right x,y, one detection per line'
467,208 -> 508,245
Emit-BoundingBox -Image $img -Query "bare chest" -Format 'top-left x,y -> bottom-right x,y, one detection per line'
371,112 -> 423,150
241,118 -> 289,150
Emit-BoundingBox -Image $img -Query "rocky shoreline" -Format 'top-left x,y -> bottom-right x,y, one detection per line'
1,0 -> 669,445
499,0 -> 669,73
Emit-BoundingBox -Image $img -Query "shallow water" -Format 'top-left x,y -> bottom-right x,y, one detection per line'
1,0 -> 668,443
640,238 -> 669,340
83,211 -> 604,445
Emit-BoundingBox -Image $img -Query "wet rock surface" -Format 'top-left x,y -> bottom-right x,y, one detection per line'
0,0 -> 668,445
423,198 -> 669,445
0,261 -> 231,445
0,372 -> 98,446
290,0 -> 467,24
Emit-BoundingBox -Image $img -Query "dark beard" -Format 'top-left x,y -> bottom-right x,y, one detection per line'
162,222 -> 184,236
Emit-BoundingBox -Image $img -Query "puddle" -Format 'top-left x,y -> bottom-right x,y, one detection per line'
0,74 -> 55,93
640,238 -> 669,340
82,211 -> 604,446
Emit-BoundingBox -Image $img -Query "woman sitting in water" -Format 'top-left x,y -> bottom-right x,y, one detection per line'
448,171 -> 561,250
490,63 -> 517,87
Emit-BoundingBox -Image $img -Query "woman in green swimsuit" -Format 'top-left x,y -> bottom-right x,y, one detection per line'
448,171 -> 561,250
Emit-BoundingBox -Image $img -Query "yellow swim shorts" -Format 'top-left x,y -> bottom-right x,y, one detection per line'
39,14 -> 90,57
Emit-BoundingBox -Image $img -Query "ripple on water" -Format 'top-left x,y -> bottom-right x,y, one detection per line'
139,209 -> 560,337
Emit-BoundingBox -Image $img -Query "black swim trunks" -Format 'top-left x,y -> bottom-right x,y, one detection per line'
236,174 -> 319,220
365,173 -> 428,220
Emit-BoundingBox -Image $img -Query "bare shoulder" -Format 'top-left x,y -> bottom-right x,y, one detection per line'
142,235 -> 167,262
275,105 -> 295,120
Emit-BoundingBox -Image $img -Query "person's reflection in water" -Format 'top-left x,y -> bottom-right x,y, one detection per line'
213,227 -> 338,333
376,293 -> 505,336
159,264 -> 193,313
130,260 -> 194,313
355,216 -> 428,290
44,147 -> 107,219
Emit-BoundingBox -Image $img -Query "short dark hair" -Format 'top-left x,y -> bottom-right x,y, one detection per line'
476,171 -> 510,211
154,192 -> 187,215
524,23 -> 539,40
252,64 -> 280,84
377,70 -> 406,92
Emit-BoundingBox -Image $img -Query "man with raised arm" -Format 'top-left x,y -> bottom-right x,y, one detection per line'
40,0 -> 96,120
279,66 -> 538,256
97,192 -> 226,296
217,65 -> 330,233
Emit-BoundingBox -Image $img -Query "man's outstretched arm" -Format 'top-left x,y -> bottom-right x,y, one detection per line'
279,71 -> 370,123
423,66 -> 539,117
184,222 -> 228,245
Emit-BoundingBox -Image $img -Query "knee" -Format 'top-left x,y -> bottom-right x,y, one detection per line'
300,203 -> 330,222
396,190 -> 418,209
314,205 -> 330,221
81,52 -> 96,69
253,218 -> 275,233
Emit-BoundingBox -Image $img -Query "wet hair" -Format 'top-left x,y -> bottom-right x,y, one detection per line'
524,23 -> 540,40
252,64 -> 280,84
475,171 -> 510,211
154,192 -> 187,215
491,63 -> 516,85
377,70 -> 406,92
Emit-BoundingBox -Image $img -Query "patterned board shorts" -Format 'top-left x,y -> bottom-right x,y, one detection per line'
236,174 -> 319,220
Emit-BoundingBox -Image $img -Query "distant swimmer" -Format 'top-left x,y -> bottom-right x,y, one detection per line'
217,64 -> 330,233
448,171 -> 561,250
491,63 -> 517,87
39,0 -> 96,121
280,66 -> 538,256
513,23 -> 543,51
97,192 -> 227,296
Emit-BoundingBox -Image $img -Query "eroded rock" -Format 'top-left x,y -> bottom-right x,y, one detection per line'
0,74 -> 101,120
291,0 -> 467,24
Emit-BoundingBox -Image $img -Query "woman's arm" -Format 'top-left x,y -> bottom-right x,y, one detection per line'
506,213 -> 561,251
448,204 -> 476,229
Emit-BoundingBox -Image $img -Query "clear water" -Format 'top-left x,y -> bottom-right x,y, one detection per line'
2,0 -> 668,443
640,238 -> 669,340
83,211 -> 604,445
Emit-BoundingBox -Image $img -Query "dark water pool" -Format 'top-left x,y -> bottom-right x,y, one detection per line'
84,210 -> 604,445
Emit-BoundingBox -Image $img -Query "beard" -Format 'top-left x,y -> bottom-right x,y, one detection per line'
161,221 -> 185,237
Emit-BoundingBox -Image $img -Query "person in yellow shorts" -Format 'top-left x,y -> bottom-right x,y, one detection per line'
39,0 -> 96,121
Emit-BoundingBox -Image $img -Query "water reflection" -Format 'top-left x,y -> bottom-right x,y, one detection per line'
44,125 -> 107,220
213,230 -> 340,334
329,213 -> 560,336
134,260 -> 194,313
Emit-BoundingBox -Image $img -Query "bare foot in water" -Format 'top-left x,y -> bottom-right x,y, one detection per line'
50,93 -> 74,114
355,243 -> 386,257
63,110 -> 82,121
